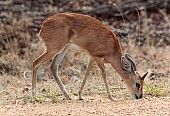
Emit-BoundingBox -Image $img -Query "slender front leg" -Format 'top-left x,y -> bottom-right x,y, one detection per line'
100,66 -> 114,101
50,44 -> 71,99
78,57 -> 94,100
94,57 -> 114,101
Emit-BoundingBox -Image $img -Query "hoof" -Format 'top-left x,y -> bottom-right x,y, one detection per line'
63,91 -> 71,100
65,95 -> 71,100
79,98 -> 84,100
109,96 -> 114,101
63,97 -> 71,100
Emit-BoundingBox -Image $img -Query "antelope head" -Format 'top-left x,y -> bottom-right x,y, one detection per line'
121,53 -> 148,99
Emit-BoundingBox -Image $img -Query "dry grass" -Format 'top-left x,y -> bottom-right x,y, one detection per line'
0,42 -> 170,105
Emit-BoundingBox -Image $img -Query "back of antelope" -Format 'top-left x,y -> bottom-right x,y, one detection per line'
32,13 -> 148,100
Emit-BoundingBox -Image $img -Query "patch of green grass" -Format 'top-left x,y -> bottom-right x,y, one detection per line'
34,96 -> 47,103
72,91 -> 78,96
46,87 -> 60,98
144,83 -> 166,97
23,95 -> 33,103
41,87 -> 63,103
23,95 -> 47,103
161,80 -> 170,96
51,96 -> 61,103
22,87 -> 63,103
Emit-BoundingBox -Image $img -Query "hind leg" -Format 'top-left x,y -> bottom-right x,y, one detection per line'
32,51 -> 55,97
50,43 -> 71,99
78,57 -> 94,100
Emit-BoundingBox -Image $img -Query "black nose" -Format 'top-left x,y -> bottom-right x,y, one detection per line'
135,94 -> 142,99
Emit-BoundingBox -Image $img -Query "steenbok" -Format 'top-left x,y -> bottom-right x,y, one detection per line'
32,13 -> 148,100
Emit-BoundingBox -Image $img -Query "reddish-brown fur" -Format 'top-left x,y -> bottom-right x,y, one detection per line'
40,13 -> 122,57
32,13 -> 148,100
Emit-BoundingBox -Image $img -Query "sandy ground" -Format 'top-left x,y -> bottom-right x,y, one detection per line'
1,96 -> 170,116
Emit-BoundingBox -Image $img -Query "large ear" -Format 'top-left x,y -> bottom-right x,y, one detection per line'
125,53 -> 137,73
121,56 -> 132,73
141,72 -> 148,80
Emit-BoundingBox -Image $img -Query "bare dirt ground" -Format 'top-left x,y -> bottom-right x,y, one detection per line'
1,96 -> 170,116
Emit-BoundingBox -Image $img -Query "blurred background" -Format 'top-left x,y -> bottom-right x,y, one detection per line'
0,0 -> 170,104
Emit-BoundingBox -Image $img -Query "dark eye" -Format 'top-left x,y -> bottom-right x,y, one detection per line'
136,83 -> 140,88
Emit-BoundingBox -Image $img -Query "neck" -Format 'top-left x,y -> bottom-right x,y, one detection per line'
110,32 -> 129,79
110,54 -> 129,80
